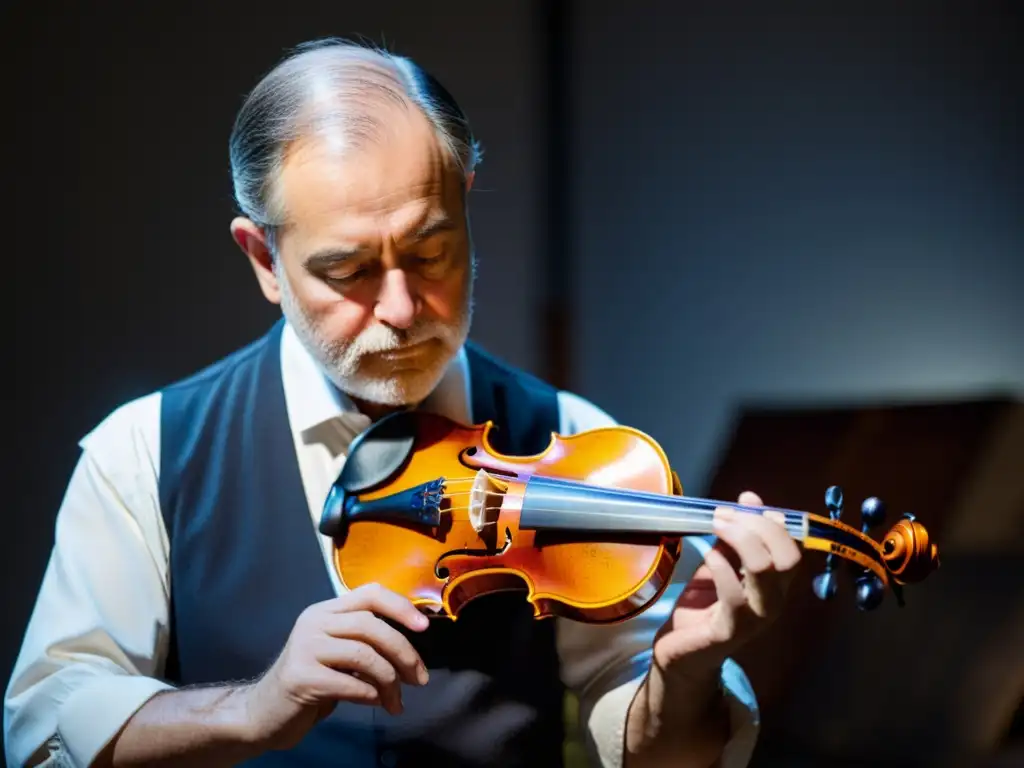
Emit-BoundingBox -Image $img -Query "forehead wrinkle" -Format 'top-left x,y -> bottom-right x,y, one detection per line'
381,199 -> 452,245
335,196 -> 454,255
281,172 -> 455,260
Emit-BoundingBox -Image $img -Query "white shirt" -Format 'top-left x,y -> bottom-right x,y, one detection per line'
3,323 -> 759,768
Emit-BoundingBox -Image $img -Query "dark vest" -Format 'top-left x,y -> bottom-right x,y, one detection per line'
157,320 -> 566,767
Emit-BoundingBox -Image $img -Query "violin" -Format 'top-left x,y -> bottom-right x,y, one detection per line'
318,411 -> 940,622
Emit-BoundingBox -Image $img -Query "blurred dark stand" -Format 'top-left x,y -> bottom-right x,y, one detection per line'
704,394 -> 1024,767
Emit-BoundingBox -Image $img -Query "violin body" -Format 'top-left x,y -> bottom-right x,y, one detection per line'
321,412 -> 683,623
319,410 -> 940,622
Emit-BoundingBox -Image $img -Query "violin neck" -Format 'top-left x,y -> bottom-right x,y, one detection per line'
518,475 -> 810,540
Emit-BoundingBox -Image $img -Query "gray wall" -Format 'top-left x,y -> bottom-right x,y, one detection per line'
570,2 -> 1024,494
569,10 -> 1023,762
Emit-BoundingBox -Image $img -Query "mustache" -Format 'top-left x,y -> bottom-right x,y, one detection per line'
332,319 -> 457,356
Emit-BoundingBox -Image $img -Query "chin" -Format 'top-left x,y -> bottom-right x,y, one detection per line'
341,371 -> 442,407
339,349 -> 455,406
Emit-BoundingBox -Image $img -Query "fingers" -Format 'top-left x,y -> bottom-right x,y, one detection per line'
736,492 -> 802,573
663,546 -> 748,659
301,667 -> 382,708
716,493 -> 802,574
712,491 -> 803,619
737,490 -> 763,507
712,509 -> 773,574
294,584 -> 432,717
314,637 -> 406,715
322,611 -> 428,687
273,657 -> 382,712
331,583 -> 429,634
710,518 -> 778,620
658,493 -> 803,675
701,546 -> 746,612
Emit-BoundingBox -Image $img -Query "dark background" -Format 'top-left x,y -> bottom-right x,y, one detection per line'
7,1 -> 1023,766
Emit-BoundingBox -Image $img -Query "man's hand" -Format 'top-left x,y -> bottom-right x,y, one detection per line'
101,583 -> 430,767
655,491 -> 801,680
625,491 -> 800,766
241,583 -> 431,752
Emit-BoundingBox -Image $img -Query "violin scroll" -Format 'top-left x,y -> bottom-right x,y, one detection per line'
810,486 -> 940,611
881,513 -> 941,584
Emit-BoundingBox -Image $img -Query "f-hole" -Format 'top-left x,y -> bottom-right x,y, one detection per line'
434,527 -> 513,579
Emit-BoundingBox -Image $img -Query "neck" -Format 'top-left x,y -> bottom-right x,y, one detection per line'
518,474 -> 809,540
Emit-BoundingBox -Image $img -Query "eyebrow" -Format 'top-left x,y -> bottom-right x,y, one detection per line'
302,215 -> 456,272
304,247 -> 365,272
410,215 -> 456,242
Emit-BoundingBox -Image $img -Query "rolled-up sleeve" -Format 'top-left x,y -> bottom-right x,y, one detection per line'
3,395 -> 174,767
553,391 -> 760,766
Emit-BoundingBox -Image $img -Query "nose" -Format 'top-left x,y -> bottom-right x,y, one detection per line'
374,268 -> 418,329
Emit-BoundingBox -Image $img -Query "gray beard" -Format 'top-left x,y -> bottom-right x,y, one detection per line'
276,264 -> 474,406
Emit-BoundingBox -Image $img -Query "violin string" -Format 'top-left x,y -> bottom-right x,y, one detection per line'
442,501 -> 716,518
435,504 -> 805,538
437,476 -> 815,514
417,475 -> 816,530
441,491 -> 798,521
409,515 -> 803,537
439,484 -> 800,514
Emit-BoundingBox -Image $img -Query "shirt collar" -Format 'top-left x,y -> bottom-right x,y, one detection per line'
280,321 -> 472,440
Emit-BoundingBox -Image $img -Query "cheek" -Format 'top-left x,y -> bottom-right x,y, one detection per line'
419,271 -> 470,322
292,272 -> 375,338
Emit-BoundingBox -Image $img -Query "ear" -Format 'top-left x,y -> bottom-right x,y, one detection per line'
465,171 -> 475,194
230,217 -> 281,305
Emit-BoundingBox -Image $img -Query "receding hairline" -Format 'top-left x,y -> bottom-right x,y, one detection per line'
229,39 -> 481,238
268,87 -> 456,227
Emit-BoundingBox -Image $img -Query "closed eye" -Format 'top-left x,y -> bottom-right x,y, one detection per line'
323,266 -> 371,287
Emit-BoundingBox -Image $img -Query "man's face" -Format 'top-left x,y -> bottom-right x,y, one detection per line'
246,108 -> 474,407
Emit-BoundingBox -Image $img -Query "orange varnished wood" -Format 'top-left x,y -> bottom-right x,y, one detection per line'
328,412 -> 940,624
804,512 -> 891,585
332,413 -> 682,623
880,516 -> 940,583
802,533 -> 888,584
803,512 -> 941,586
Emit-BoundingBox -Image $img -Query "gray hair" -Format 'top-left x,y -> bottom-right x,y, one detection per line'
228,38 -> 482,249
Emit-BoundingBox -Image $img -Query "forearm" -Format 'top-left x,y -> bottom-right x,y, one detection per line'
96,685 -> 263,768
623,665 -> 730,768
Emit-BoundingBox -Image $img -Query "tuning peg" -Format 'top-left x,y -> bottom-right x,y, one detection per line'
849,497 -> 888,609
813,487 -> 844,602
812,560 -> 839,601
860,496 -> 886,533
854,573 -> 885,611
825,485 -> 844,520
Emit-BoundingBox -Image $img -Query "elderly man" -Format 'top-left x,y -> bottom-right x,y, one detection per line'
4,39 -> 799,768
